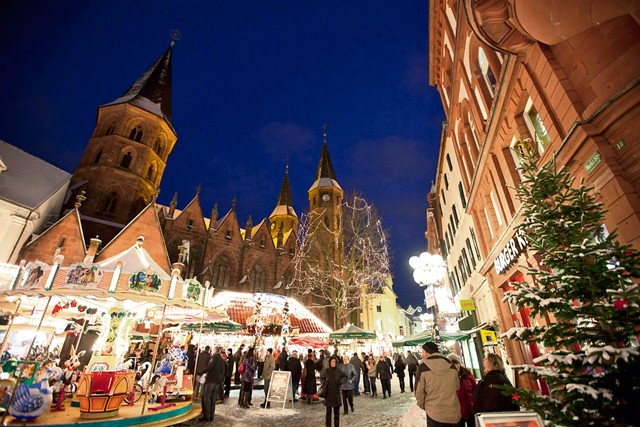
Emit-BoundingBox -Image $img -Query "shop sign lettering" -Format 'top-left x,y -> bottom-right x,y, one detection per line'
493,231 -> 527,275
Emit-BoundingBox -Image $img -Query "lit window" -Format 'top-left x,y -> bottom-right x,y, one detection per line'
376,305 -> 382,313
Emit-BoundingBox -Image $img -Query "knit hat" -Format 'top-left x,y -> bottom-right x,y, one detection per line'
447,354 -> 461,364
422,342 -> 439,354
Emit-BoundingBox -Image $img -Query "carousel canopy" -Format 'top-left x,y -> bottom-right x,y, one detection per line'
98,240 -> 171,280
329,324 -> 376,340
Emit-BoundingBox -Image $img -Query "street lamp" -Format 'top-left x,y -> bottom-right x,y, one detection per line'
409,252 -> 446,286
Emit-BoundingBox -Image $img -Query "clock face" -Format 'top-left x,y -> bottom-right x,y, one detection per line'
322,194 -> 330,202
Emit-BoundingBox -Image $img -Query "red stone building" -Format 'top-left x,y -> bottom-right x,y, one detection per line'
428,0 -> 640,389
17,44 -> 344,328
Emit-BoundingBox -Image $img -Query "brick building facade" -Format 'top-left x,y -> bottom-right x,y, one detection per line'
428,0 -> 640,389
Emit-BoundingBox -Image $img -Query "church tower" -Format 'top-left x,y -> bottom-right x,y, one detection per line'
68,45 -> 177,243
308,129 -> 344,262
269,166 -> 298,242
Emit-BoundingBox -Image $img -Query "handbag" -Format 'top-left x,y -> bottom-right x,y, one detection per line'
199,373 -> 207,384
239,362 -> 245,375
318,380 -> 327,399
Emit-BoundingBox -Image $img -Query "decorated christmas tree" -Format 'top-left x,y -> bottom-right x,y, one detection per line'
502,148 -> 640,426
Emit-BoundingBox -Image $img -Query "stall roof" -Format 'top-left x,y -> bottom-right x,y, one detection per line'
98,240 -> 171,279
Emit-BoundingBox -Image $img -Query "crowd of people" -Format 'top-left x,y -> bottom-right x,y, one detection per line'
139,341 -> 520,426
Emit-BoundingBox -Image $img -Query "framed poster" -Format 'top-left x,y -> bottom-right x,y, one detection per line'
476,411 -> 544,427
266,370 -> 294,410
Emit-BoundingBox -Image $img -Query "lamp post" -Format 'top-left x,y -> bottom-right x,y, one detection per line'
409,252 -> 446,331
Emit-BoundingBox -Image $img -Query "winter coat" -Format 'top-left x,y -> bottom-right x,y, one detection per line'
366,359 -> 377,378
263,353 -> 275,382
415,355 -> 461,425
394,359 -> 406,378
457,368 -> 477,420
376,359 -> 392,380
225,353 -> 234,378
406,353 -> 419,373
339,362 -> 357,391
474,370 -> 519,414
385,356 -> 393,375
204,353 -> 225,384
349,355 -> 363,373
303,357 -> 317,395
242,356 -> 256,384
287,355 -> 302,382
362,357 -> 369,375
277,350 -> 288,370
195,351 -> 211,376
320,364 -> 346,407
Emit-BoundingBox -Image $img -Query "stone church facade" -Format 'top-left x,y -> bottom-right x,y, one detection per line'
17,44 -> 342,327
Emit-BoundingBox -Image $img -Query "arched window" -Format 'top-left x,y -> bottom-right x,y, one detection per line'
106,124 -> 115,135
102,192 -> 118,214
146,164 -> 154,180
212,255 -> 231,288
154,138 -> 163,157
250,264 -> 265,293
94,150 -> 102,164
479,47 -> 497,95
120,151 -> 132,169
129,125 -> 143,142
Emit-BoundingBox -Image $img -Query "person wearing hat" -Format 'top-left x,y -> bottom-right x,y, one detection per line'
415,342 -> 461,426
288,349 -> 302,401
447,354 -> 477,427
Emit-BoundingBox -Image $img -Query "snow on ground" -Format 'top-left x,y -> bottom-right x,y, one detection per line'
177,380 -> 421,427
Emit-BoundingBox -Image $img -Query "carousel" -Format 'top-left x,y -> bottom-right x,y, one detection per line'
0,237 -> 228,427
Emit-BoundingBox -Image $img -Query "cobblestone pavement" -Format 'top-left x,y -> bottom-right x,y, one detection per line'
178,380 -> 417,427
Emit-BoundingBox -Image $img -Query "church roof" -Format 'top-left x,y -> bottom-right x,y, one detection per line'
0,140 -> 71,209
309,141 -> 342,192
102,46 -> 173,125
270,170 -> 297,218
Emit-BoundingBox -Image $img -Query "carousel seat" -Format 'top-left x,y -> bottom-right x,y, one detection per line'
90,371 -> 116,394
76,371 -> 136,419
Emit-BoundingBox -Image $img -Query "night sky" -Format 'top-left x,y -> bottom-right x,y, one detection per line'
0,1 -> 445,309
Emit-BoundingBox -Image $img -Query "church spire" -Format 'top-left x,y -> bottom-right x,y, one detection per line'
269,165 -> 298,240
104,45 -> 174,125
309,126 -> 342,192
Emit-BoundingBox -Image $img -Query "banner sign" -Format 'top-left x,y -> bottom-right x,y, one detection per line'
459,299 -> 476,311
493,231 -> 527,275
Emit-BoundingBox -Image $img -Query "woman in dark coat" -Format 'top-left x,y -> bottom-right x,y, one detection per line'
376,355 -> 392,398
474,353 -> 519,414
394,354 -> 406,393
303,350 -> 317,402
321,356 -> 346,427
240,347 -> 256,408
448,354 -> 477,427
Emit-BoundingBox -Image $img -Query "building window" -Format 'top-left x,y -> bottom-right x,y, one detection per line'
479,47 -> 497,94
446,154 -> 453,171
458,182 -> 467,208
399,325 -> 404,335
452,205 -> 460,226
154,138 -> 163,157
212,256 -> 230,288
187,218 -> 194,229
102,192 -> 118,214
94,150 -> 102,164
250,264 -> 265,293
225,230 -> 231,240
466,238 -> 477,268
470,227 -> 481,260
376,304 -> 382,313
490,191 -> 503,226
444,173 -> 449,190
120,152 -> 132,169
146,165 -> 154,180
106,124 -> 115,135
462,248 -> 472,276
129,125 -> 143,142
441,189 -> 446,206
260,238 -> 265,248
524,100 -> 551,154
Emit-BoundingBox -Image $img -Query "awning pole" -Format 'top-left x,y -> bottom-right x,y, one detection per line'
141,303 -> 166,415
192,282 -> 209,389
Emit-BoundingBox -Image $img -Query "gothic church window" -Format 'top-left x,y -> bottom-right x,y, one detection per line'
129,125 -> 143,142
94,150 -> 102,164
146,165 -> 154,180
106,124 -> 115,135
154,138 -> 164,157
120,152 -> 133,169
212,256 -> 231,288
250,264 -> 265,293
102,192 -> 118,214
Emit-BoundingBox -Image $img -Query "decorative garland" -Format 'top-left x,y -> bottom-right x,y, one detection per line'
51,300 -> 99,316
282,301 -> 290,336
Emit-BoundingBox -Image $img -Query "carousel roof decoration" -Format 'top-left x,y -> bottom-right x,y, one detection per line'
3,236 -> 228,319
208,291 -> 332,335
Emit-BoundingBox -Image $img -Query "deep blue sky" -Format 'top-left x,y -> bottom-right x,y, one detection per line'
0,1 -> 444,308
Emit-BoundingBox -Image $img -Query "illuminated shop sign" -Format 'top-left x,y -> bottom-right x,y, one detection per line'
493,231 -> 527,275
